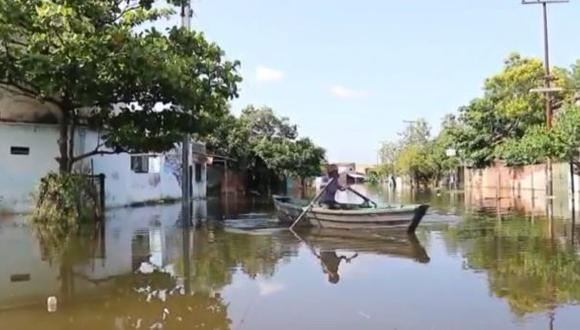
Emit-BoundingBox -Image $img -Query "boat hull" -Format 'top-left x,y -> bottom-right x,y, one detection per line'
272,196 -> 429,232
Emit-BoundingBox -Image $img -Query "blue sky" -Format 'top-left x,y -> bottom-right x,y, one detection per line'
157,0 -> 580,163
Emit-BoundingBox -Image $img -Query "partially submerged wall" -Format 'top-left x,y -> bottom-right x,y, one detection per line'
464,161 -> 574,217
0,122 -> 207,214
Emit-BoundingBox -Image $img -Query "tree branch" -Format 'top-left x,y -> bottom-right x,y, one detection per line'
72,148 -> 121,164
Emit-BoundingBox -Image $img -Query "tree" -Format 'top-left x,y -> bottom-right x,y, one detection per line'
399,118 -> 431,146
378,141 -> 399,173
494,104 -> 580,167
0,0 -> 241,172
290,138 -> 326,195
204,105 -> 326,194
395,144 -> 434,188
453,53 -> 570,167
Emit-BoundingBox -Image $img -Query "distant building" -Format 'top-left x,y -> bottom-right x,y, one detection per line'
0,87 -> 208,214
355,163 -> 377,175
334,162 -> 356,174
317,162 -> 367,187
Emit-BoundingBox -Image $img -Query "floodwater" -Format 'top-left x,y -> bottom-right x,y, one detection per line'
1,187 -> 580,330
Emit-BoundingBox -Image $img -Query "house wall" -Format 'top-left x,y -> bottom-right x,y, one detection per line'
0,122 -> 61,213
0,86 -> 61,123
335,162 -> 356,174
0,122 -> 206,213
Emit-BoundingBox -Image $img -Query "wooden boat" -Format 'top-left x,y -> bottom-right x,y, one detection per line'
272,195 -> 429,232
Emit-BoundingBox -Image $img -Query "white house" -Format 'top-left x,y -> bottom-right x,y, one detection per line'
0,88 -> 208,214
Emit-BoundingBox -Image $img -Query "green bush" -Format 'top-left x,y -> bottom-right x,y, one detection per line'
30,173 -> 101,225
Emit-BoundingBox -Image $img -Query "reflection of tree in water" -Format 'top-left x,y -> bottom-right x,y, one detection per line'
33,222 -> 101,265
30,223 -> 231,330
447,216 -> 580,316
28,219 -> 299,329
99,271 -> 231,330
185,226 -> 299,292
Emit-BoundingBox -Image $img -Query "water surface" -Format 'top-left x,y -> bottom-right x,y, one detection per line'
1,189 -> 580,329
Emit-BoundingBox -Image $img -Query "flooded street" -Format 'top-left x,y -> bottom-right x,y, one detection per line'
1,188 -> 580,330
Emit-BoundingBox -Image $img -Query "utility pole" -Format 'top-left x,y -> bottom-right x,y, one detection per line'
522,0 -> 569,210
181,1 -> 192,207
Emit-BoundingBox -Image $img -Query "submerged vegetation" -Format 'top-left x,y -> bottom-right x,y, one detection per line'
30,173 -> 101,225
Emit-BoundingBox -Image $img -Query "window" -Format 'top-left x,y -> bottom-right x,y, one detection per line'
10,146 -> 29,155
130,155 -> 161,174
131,155 -> 149,173
10,274 -> 31,282
195,162 -> 203,182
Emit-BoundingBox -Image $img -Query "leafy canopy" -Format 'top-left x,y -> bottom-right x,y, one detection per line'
0,0 -> 241,169
453,53 -> 574,167
204,106 -> 326,191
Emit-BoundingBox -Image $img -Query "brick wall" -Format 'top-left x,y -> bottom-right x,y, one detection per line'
464,161 -> 574,217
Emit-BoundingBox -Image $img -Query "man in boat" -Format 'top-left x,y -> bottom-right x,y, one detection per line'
319,164 -> 347,209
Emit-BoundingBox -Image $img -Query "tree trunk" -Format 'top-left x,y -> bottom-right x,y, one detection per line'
301,177 -> 306,198
68,111 -> 77,172
58,110 -> 70,173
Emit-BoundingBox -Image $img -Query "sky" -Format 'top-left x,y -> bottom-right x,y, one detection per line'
156,0 -> 580,164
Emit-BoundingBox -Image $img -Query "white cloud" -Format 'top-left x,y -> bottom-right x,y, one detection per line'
256,66 -> 285,83
329,85 -> 370,99
257,280 -> 285,296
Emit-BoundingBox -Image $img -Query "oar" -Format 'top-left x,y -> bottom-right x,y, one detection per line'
347,187 -> 378,208
289,178 -> 334,230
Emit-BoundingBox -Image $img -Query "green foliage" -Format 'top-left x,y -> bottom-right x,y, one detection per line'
496,126 -> 555,165
399,118 -> 431,146
204,106 -> 326,193
30,173 -> 101,261
0,0 -> 241,171
379,116 -> 459,187
31,172 -> 100,225
497,105 -> 580,165
395,144 -> 435,185
453,53 -> 576,167
291,137 -> 326,179
378,141 -> 399,174
552,105 -> 580,160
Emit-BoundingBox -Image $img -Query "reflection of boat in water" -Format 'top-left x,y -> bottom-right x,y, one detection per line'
292,228 -> 430,284
273,195 -> 429,232
296,228 -> 430,264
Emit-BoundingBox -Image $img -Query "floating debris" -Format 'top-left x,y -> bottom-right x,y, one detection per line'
47,296 -> 57,313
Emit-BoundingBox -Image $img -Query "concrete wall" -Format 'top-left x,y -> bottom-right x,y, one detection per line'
0,86 -> 61,123
465,161 -> 575,218
0,122 -> 207,213
0,122 -> 61,213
